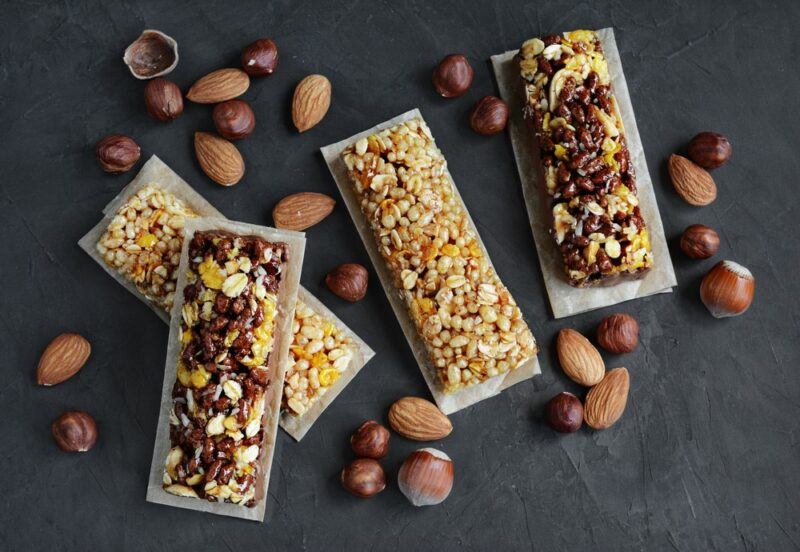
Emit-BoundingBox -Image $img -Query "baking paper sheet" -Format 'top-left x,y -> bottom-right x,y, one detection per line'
321,109 -> 540,415
78,155 -> 224,323
145,218 -> 305,521
279,287 -> 376,441
491,28 -> 677,318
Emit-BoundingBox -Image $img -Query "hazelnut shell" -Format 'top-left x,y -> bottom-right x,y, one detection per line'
469,96 -> 509,136
52,411 -> 97,452
95,135 -> 141,174
340,458 -> 386,498
596,313 -> 639,354
679,224 -> 720,260
241,38 -> 279,77
325,263 -> 368,302
700,260 -> 755,318
350,420 -> 390,459
212,99 -> 256,141
545,392 -> 583,433
123,29 -> 178,80
144,78 -> 184,121
432,54 -> 474,98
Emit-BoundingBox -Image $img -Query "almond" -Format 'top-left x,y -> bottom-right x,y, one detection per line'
291,74 -> 331,132
273,192 -> 335,231
584,367 -> 630,429
186,68 -> 250,104
556,328 -> 605,386
668,154 -> 717,206
388,397 -> 452,441
194,132 -> 244,186
37,333 -> 91,386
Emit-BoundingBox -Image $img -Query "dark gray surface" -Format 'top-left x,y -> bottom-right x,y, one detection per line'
2,0 -> 798,550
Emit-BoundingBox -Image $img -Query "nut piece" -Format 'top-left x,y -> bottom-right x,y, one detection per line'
194,132 -> 245,186
700,260 -> 755,318
398,448 -> 454,507
679,224 -> 720,260
51,411 -> 98,452
144,78 -> 184,121
212,99 -> 255,141
469,96 -> 509,136
37,333 -> 91,386
350,420 -> 390,459
556,328 -> 605,386
688,132 -> 732,169
186,68 -> 250,104
432,54 -> 474,98
241,38 -> 279,77
596,313 -> 639,354
325,263 -> 368,302
668,154 -> 717,206
545,392 -> 583,433
388,396 -> 453,441
272,192 -> 335,231
123,29 -> 178,80
340,458 -> 386,498
292,74 -> 331,132
584,367 -> 629,430
95,135 -> 141,173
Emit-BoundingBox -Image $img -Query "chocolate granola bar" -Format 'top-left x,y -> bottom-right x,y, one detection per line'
161,230 -> 287,506
518,29 -> 653,287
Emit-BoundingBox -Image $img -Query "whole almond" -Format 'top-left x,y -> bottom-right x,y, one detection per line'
291,74 -> 331,132
556,328 -> 605,386
37,333 -> 91,386
194,132 -> 244,186
273,192 -> 335,231
186,68 -> 250,104
668,154 -> 717,206
584,367 -> 630,429
388,397 -> 452,441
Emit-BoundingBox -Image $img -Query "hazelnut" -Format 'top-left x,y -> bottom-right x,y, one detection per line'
397,448 -> 454,507
325,263 -> 368,302
340,458 -> 386,498
95,135 -> 141,173
545,392 -> 583,433
432,54 -> 474,98
144,77 -> 184,121
596,313 -> 639,354
679,224 -> 720,259
212,99 -> 256,141
241,38 -> 279,77
688,132 -> 732,169
469,96 -> 509,136
350,420 -> 390,459
700,260 -> 755,318
51,411 -> 97,452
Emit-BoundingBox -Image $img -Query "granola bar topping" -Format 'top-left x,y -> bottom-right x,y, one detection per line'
520,30 -> 653,286
96,184 -> 197,310
342,118 -> 537,393
162,230 -> 287,507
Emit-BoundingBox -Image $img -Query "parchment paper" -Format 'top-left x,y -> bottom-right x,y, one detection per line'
145,217 -> 306,521
78,155 -> 224,323
321,109 -> 541,415
491,28 -> 677,318
279,287 -> 376,441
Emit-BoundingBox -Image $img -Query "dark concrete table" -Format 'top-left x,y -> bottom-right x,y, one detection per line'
2,1 -> 798,550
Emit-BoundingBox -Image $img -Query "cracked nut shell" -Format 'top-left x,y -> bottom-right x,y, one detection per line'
469,96 -> 509,136
596,313 -> 639,354
241,38 -> 279,77
123,29 -> 178,80
325,263 -> 368,302
679,224 -> 720,259
144,77 -> 183,121
350,420 -> 390,459
341,458 -> 386,498
52,411 -> 97,452
95,135 -> 141,173
688,131 -> 731,169
212,99 -> 255,141
545,392 -> 583,433
432,54 -> 474,98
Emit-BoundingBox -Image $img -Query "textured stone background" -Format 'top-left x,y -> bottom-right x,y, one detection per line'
2,1 -> 798,550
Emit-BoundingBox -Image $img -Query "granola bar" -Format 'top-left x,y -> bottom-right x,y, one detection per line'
96,183 -> 197,310
518,29 -> 653,287
162,230 -> 287,506
341,118 -> 537,393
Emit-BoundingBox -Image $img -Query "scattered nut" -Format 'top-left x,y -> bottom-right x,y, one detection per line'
325,263 -> 368,302
679,224 -> 720,260
241,38 -> 279,76
596,313 -> 639,354
292,74 -> 331,132
340,458 -> 386,498
212,99 -> 255,141
51,411 -> 98,452
95,135 -> 141,174
397,448 -> 454,507
668,154 -> 717,206
545,392 -> 583,433
584,367 -> 629,430
272,192 -> 335,231
36,333 -> 91,386
194,131 -> 245,186
388,396 -> 452,441
144,77 -> 184,121
556,328 -> 605,386
123,29 -> 178,80
469,96 -> 509,136
688,131 -> 732,169
350,420 -> 390,459
432,54 -> 474,98
186,68 -> 250,104
700,260 -> 755,318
